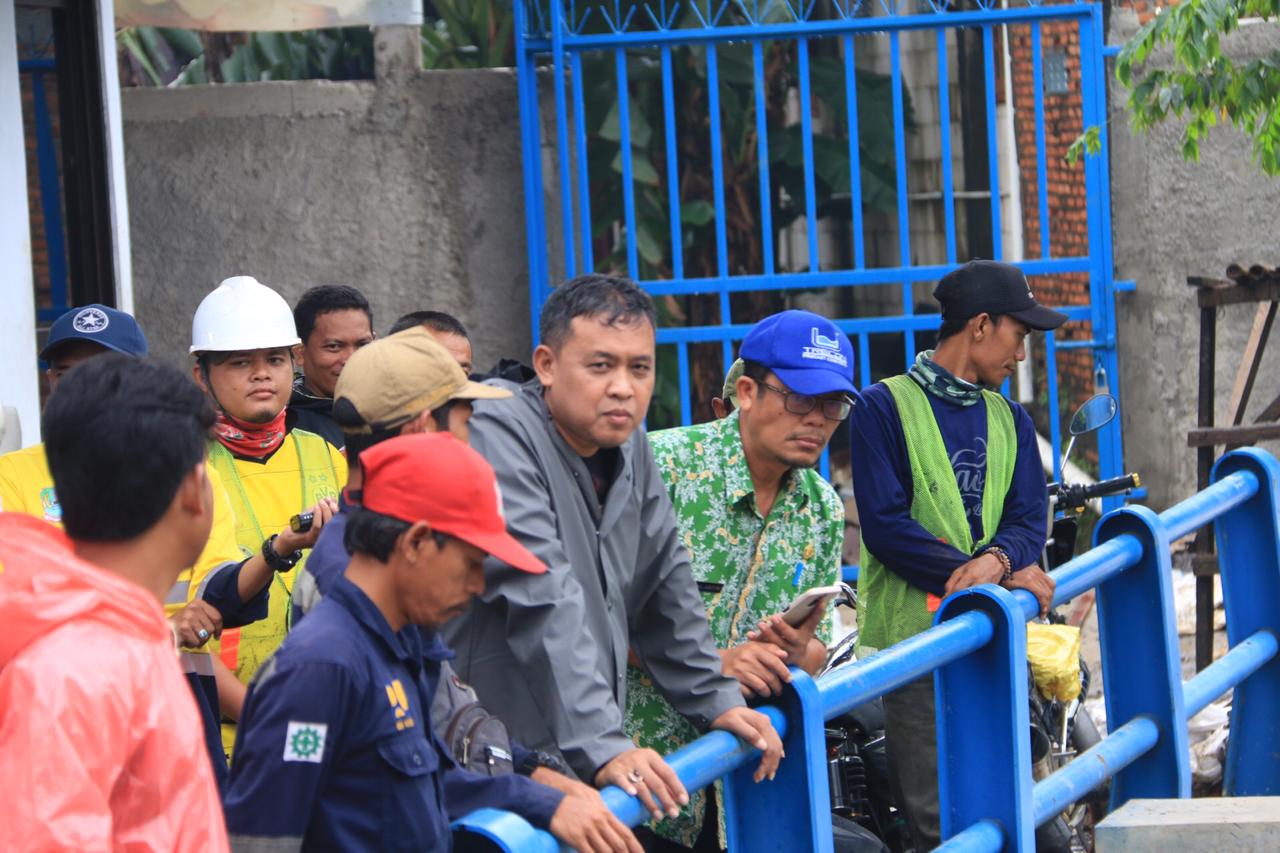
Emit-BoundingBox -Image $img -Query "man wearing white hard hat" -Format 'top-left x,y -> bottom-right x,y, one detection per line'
190,276 -> 348,760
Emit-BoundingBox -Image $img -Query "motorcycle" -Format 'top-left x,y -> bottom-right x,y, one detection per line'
822,394 -> 1139,852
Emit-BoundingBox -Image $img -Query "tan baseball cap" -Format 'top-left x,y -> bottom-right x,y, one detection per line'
333,327 -> 511,434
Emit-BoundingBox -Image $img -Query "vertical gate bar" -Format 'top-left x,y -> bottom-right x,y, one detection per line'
842,35 -> 866,269
660,46 -> 684,280
798,37 -> 820,273
1079,8 -> 1124,493
615,47 -> 640,280
678,341 -> 692,426
706,43 -> 733,368
1095,6 -> 1126,495
551,0 -> 576,279
1031,23 -> 1050,259
858,333 -> 871,389
935,29 -> 957,266
708,44 -> 729,279
31,71 -> 67,312
1045,330 -> 1062,483
982,24 -> 1003,261
754,39 -> 776,276
515,0 -> 551,343
571,50 -> 595,272
890,31 -> 915,362
1093,505 -> 1191,806
1212,449 -> 1280,794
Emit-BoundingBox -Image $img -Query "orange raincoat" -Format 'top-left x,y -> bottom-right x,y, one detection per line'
0,513 -> 229,851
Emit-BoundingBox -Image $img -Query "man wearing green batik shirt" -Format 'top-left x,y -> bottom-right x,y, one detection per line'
624,310 -> 857,851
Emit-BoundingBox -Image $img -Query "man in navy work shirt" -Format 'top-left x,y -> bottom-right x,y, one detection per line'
224,432 -> 640,852
850,259 -> 1059,849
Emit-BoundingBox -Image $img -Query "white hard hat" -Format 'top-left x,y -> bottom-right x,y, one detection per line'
190,276 -> 301,354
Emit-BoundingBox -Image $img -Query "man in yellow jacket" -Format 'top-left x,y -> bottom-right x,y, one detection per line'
0,304 -> 287,791
189,276 -> 347,757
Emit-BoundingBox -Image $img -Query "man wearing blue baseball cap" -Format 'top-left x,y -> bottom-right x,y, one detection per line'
849,259 -> 1059,849
624,309 -> 855,848
0,305 -> 152,520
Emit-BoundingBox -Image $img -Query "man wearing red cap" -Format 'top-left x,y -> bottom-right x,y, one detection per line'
224,433 -> 639,852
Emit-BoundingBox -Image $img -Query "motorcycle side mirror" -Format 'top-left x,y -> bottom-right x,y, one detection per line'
1068,394 -> 1118,436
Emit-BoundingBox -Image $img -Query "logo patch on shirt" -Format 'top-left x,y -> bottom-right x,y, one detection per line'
385,679 -> 416,732
801,327 -> 849,367
39,487 -> 62,523
283,721 -> 327,762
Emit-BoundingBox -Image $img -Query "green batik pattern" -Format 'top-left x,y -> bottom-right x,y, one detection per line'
622,412 -> 844,845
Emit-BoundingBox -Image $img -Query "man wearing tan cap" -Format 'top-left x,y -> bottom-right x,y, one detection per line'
292,325 -> 510,622
279,331 -> 638,847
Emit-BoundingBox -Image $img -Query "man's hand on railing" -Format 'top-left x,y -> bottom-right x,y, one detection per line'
710,706 -> 784,783
1002,565 -> 1056,616
943,552 -> 1006,597
720,642 -> 792,697
594,747 -> 688,823
547,782 -> 643,853
746,601 -> 829,675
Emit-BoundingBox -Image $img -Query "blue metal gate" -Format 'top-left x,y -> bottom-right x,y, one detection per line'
514,0 -> 1125,484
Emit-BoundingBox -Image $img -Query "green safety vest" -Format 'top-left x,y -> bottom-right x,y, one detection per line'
857,374 -> 1017,651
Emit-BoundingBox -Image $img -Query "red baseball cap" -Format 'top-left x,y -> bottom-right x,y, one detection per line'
359,433 -> 546,574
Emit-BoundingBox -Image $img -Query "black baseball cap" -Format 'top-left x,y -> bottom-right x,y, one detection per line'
933,260 -> 1068,331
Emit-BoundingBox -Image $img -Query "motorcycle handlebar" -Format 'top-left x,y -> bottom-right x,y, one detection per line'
1049,473 -> 1141,510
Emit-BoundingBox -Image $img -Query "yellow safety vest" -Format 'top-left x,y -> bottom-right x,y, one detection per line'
207,429 -> 346,755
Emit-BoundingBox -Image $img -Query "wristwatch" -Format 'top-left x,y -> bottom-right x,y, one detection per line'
262,534 -> 303,572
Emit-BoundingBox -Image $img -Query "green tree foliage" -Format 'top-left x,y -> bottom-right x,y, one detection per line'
1070,0 -> 1279,175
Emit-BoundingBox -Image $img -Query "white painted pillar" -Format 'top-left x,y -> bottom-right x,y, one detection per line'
0,1 -> 41,446
97,0 -> 133,313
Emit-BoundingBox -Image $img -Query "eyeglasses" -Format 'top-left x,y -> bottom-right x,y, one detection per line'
759,382 -> 855,421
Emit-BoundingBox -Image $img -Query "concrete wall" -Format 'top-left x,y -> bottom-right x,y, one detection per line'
122,48 -> 544,374
1110,12 -> 1280,509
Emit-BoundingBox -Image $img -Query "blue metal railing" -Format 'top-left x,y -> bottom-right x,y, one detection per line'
456,447 -> 1280,851
514,0 -> 1128,497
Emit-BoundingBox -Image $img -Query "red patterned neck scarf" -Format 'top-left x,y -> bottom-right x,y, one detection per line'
214,410 -> 287,459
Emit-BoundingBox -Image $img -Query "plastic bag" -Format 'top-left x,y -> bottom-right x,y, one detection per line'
1026,623 -> 1082,702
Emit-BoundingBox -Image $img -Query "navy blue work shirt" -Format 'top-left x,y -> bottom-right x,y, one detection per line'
850,382 -> 1048,596
296,502 -> 547,774
224,576 -> 563,850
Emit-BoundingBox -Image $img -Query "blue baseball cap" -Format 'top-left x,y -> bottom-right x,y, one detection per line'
40,305 -> 149,360
739,310 -> 858,398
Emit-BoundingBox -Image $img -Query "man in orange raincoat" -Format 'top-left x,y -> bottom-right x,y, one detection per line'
0,355 -> 228,850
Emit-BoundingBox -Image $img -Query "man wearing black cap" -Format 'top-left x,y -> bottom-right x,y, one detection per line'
849,260 -> 1060,849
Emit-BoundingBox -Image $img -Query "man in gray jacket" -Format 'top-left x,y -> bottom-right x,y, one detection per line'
444,274 -> 782,826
